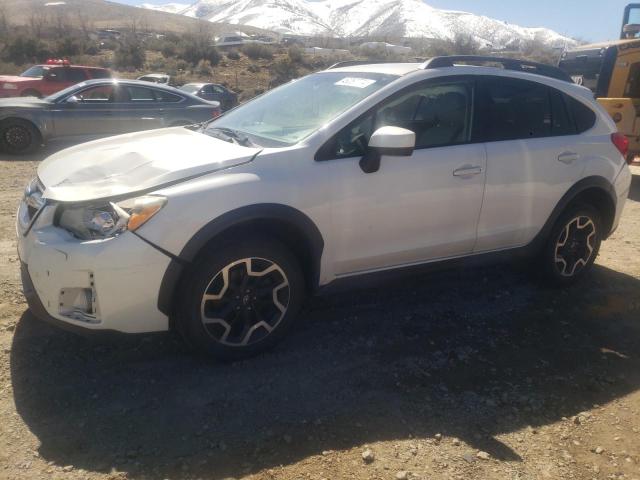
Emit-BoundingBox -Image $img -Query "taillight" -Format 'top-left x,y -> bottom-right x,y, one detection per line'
212,109 -> 221,119
611,132 -> 630,161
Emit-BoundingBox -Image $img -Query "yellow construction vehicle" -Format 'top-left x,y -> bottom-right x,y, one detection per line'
559,3 -> 640,161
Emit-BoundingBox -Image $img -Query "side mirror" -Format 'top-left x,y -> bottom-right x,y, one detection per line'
359,126 -> 415,174
66,95 -> 80,105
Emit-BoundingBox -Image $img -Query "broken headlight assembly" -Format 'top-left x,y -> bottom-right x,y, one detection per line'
56,195 -> 167,240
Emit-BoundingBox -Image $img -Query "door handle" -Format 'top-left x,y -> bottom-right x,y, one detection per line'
453,165 -> 483,177
558,152 -> 580,164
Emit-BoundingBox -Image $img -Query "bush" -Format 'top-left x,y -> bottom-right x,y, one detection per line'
55,37 -> 84,57
178,34 -> 221,66
84,44 -> 100,56
287,46 -> 304,64
3,35 -> 51,64
242,43 -> 274,60
195,59 -> 213,77
270,58 -> 298,87
247,64 -> 260,73
161,42 -> 176,58
114,36 -> 145,69
227,49 -> 240,60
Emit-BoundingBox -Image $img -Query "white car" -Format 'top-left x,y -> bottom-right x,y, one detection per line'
17,56 -> 633,359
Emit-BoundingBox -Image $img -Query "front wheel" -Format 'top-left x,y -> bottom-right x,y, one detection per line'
176,236 -> 305,360
540,204 -> 602,285
0,120 -> 41,154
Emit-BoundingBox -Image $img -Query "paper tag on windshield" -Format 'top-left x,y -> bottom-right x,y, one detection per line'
335,77 -> 376,88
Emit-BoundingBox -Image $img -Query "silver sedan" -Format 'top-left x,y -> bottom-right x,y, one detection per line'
0,79 -> 222,154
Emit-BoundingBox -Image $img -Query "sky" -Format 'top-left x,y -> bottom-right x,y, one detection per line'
115,0 -> 632,43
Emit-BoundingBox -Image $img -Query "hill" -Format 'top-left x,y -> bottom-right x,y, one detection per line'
0,0 -> 268,36
147,0 -> 576,49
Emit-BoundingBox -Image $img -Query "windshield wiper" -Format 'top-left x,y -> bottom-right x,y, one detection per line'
204,127 -> 255,147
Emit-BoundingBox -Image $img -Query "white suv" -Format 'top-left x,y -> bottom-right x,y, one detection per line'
17,56 -> 633,359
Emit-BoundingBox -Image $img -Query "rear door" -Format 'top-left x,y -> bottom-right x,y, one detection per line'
474,76 -> 589,251
116,85 -> 166,132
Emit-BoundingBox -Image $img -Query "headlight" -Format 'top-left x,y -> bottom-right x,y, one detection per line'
57,195 -> 167,240
2,83 -> 18,90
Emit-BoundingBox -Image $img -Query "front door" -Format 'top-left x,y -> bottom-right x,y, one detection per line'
322,78 -> 487,276
51,84 -> 124,139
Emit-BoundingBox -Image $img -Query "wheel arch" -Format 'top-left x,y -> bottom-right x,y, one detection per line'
531,176 -> 617,253
157,203 -> 324,318
0,117 -> 44,149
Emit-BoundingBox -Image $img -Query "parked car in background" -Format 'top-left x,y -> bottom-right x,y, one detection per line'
0,59 -> 112,99
137,73 -> 171,85
0,79 -> 221,154
16,57 -> 632,360
179,83 -> 238,111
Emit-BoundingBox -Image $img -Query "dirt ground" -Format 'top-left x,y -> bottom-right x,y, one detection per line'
0,146 -> 639,480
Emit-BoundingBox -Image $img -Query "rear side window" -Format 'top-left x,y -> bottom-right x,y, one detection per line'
154,89 -> 183,102
478,77 -> 552,141
89,69 -> 112,79
549,89 -> 575,136
126,86 -> 156,101
566,95 -> 597,133
66,68 -> 88,83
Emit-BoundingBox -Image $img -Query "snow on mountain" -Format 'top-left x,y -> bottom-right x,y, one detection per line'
140,2 -> 191,14
142,0 -> 576,48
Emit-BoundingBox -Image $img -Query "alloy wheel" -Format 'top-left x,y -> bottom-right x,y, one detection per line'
4,125 -> 31,151
200,257 -> 290,346
554,215 -> 597,277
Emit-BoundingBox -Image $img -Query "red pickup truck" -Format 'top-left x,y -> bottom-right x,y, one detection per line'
0,59 -> 112,98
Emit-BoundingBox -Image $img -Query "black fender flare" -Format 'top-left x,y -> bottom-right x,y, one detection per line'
528,175 -> 617,253
156,203 -> 324,317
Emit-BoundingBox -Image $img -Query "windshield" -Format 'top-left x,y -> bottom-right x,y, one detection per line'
20,65 -> 47,78
180,84 -> 202,94
203,72 -> 398,147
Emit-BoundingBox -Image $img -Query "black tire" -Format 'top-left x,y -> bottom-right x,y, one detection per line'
539,203 -> 602,285
21,89 -> 42,98
0,119 -> 41,155
176,236 -> 305,360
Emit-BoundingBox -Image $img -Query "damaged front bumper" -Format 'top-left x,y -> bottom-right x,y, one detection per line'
17,200 -> 172,334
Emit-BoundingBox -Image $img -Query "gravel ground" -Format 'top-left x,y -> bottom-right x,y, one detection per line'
0,147 -> 639,480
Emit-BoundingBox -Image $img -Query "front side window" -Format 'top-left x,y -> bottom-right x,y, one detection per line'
76,85 -> 115,102
205,71 -> 398,147
317,79 -> 474,160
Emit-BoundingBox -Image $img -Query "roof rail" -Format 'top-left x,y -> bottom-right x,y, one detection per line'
422,55 -> 573,83
327,60 -> 420,69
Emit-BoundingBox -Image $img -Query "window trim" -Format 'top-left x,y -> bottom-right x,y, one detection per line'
314,75 -> 479,162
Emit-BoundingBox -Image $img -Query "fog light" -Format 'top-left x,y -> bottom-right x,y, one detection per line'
59,287 -> 98,323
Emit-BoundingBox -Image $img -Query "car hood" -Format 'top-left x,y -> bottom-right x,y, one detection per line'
38,127 -> 262,203
0,97 -> 49,109
0,75 -> 33,83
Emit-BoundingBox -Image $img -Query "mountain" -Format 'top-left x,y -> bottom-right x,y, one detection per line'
143,0 -> 576,48
140,2 -> 190,14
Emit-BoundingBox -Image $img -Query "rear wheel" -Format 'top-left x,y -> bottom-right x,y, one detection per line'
0,119 -> 41,155
540,204 -> 602,285
176,236 -> 305,360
